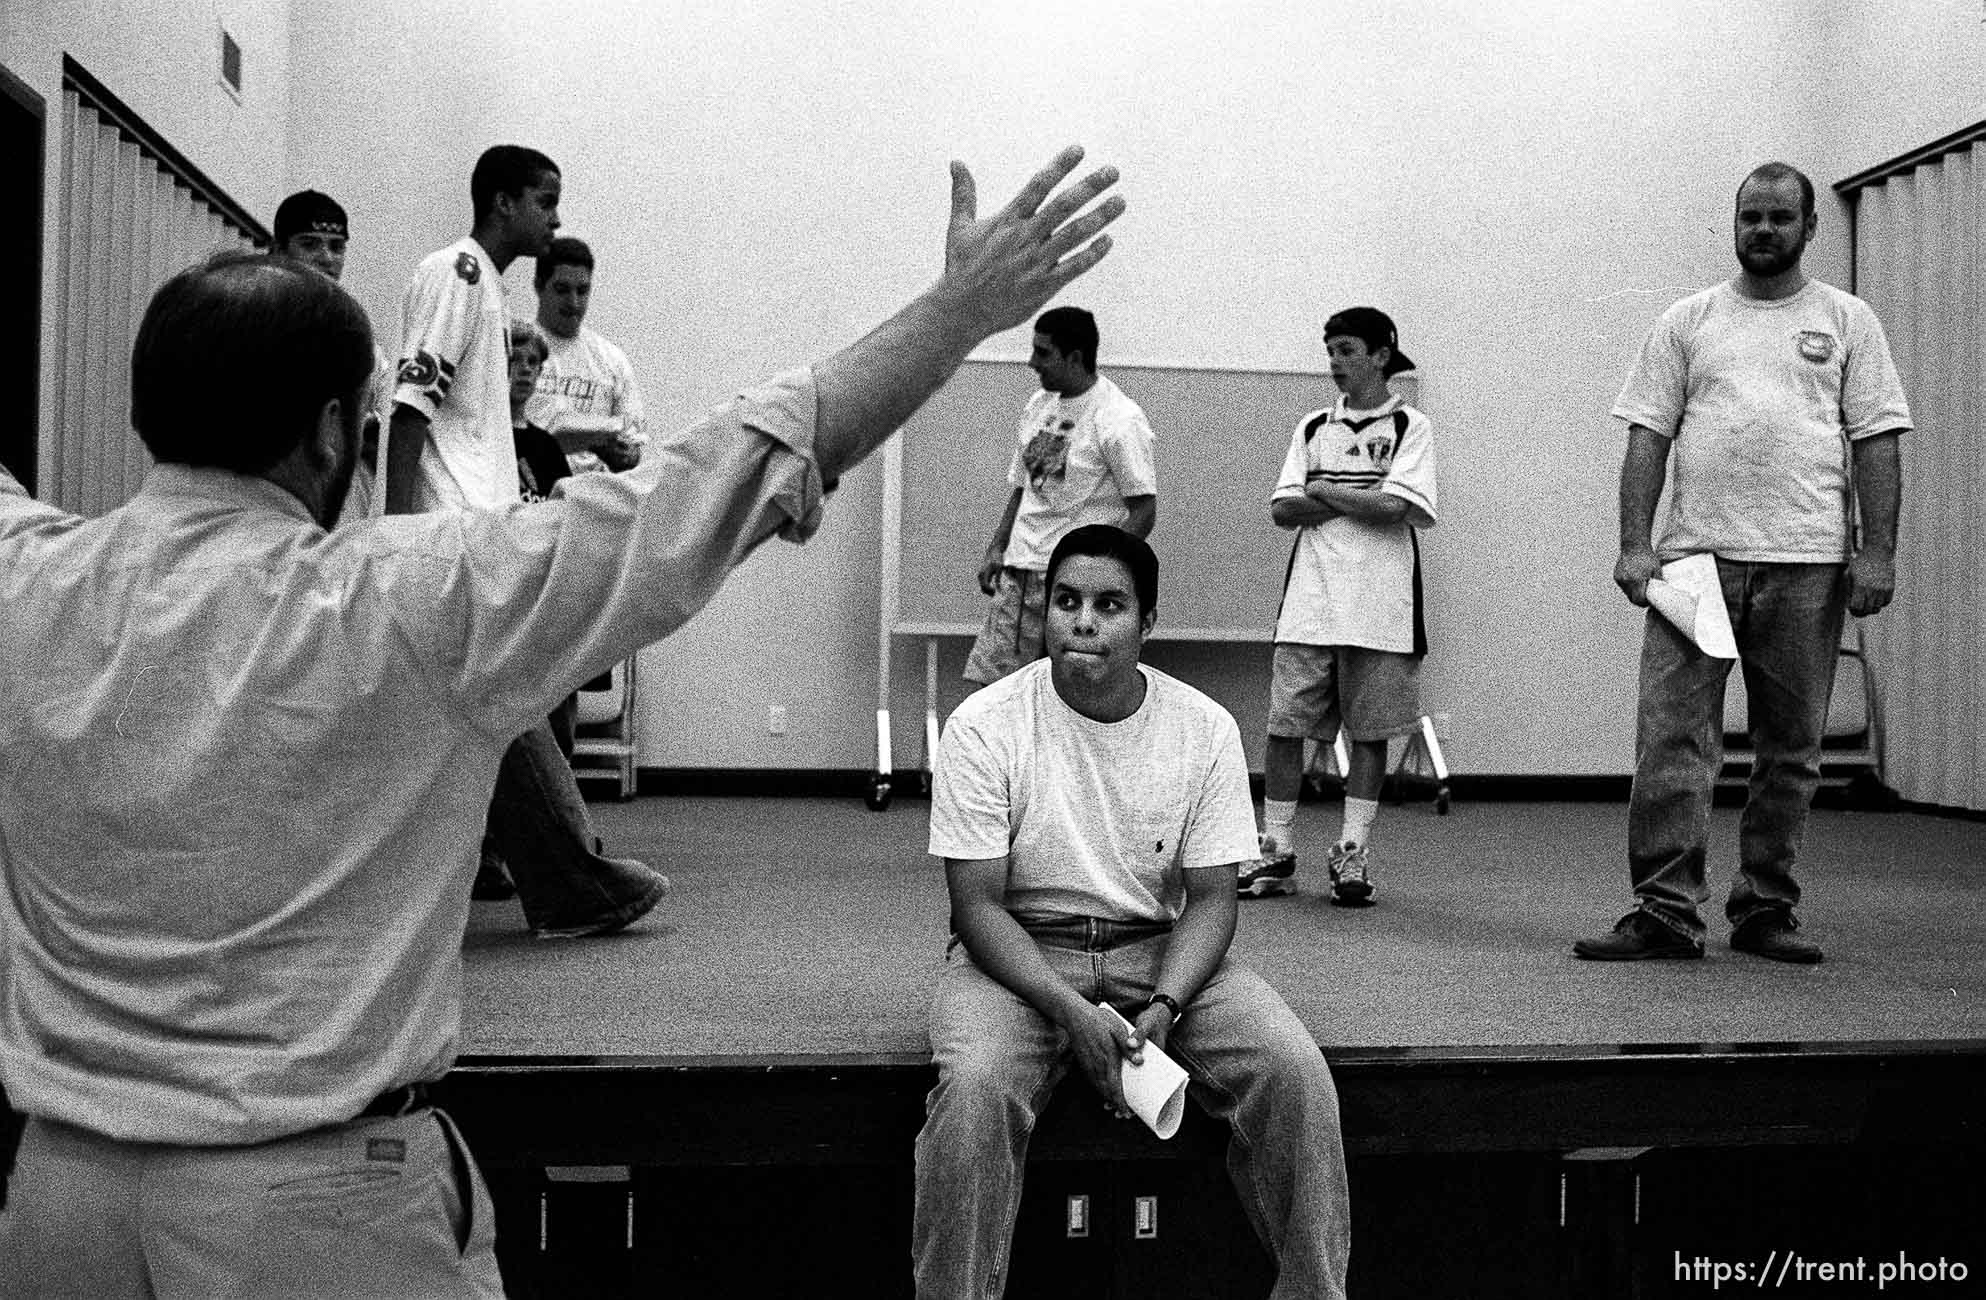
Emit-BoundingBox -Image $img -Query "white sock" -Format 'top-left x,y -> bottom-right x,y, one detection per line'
1339,797 -> 1379,850
1261,798 -> 1299,854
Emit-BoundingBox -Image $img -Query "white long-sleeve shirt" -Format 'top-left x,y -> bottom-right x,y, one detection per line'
0,370 -> 820,1145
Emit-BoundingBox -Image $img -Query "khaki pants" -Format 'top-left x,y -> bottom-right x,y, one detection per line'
0,1108 -> 502,1299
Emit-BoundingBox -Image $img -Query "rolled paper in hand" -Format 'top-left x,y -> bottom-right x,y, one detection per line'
1099,1002 -> 1189,1140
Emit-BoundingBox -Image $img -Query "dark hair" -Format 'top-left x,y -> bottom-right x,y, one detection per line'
132,251 -> 374,473
1046,524 -> 1158,618
472,144 -> 559,223
273,189 -> 347,246
1035,305 -> 1099,372
534,235 -> 594,289
1738,161 -> 1815,219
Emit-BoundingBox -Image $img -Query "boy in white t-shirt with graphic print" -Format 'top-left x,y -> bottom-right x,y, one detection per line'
1239,308 -> 1437,906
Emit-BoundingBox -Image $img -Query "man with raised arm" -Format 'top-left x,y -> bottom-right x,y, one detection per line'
0,146 -> 1122,1298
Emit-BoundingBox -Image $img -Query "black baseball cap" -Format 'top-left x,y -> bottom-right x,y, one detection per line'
273,190 -> 348,246
1323,307 -> 1415,376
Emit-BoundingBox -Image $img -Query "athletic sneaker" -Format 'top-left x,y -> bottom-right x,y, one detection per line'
1238,839 -> 1297,898
1326,841 -> 1373,907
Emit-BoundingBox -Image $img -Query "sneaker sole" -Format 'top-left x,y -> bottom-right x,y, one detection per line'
1571,940 -> 1704,961
1329,879 -> 1374,907
1729,940 -> 1823,965
1238,877 -> 1297,899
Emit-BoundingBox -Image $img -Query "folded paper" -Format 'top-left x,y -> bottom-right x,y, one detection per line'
1098,1003 -> 1189,1140
1645,552 -> 1737,659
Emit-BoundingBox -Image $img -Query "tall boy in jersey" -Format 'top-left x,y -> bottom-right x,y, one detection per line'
382,145 -> 669,936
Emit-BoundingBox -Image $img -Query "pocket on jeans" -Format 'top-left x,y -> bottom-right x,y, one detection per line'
265,1163 -> 419,1231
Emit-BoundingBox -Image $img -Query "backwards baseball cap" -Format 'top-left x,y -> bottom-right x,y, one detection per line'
273,190 -> 348,246
1323,307 -> 1415,376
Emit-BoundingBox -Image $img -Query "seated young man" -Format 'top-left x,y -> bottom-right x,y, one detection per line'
913,524 -> 1350,1299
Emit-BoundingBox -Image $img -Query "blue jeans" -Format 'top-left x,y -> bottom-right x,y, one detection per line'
1628,560 -> 1848,941
484,719 -> 653,932
911,921 -> 1350,1299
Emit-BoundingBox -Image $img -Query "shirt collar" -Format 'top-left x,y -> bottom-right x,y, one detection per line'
141,463 -> 320,525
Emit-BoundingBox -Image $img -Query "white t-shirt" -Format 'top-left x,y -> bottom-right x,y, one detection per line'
525,324 -> 648,475
393,236 -> 518,511
928,660 -> 1258,924
1002,375 -> 1157,571
1612,279 -> 1912,563
1271,395 -> 1437,652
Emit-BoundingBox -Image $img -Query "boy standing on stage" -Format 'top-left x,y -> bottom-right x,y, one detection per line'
964,306 -> 1157,685
1240,308 -> 1437,906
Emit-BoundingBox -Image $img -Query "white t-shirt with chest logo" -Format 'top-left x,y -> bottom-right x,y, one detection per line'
1612,279 -> 1912,563
1001,375 -> 1157,571
928,661 -> 1258,924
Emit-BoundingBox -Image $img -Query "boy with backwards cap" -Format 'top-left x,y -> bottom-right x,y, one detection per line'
1239,308 -> 1438,906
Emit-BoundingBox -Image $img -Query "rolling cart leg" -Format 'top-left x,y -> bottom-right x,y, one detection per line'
1419,714 -> 1452,814
867,709 -> 893,811
922,638 -> 940,795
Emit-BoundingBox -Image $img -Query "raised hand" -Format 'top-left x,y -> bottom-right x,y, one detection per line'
939,146 -> 1126,339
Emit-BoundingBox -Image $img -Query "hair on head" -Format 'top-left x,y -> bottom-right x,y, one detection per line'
508,318 -> 551,365
472,144 -> 559,223
1035,305 -> 1100,372
1046,524 -> 1158,619
131,250 -> 374,474
534,235 -> 595,289
1739,161 -> 1816,219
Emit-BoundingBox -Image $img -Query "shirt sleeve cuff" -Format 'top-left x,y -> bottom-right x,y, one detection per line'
393,385 -> 441,423
738,366 -> 826,544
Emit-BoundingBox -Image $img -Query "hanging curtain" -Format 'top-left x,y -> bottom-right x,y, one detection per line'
1846,146 -> 1986,813
46,69 -> 261,517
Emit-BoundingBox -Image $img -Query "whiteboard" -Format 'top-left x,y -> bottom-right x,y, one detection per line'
890,359 -> 1353,638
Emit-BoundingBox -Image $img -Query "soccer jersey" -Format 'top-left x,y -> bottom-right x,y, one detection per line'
1002,375 -> 1157,570
1612,279 -> 1912,562
525,324 -> 648,475
393,236 -> 517,511
1271,395 -> 1437,652
929,661 -> 1258,924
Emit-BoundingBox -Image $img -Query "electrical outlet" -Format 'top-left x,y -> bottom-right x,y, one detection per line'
767,705 -> 788,735
1065,1194 -> 1089,1238
1133,1195 -> 1157,1239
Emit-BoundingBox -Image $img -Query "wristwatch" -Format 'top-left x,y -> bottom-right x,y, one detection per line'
1145,992 -> 1182,1022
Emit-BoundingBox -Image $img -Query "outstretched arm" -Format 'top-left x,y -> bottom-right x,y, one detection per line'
812,146 -> 1124,483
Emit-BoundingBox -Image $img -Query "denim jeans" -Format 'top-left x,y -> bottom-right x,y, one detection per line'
1628,560 -> 1848,941
912,921 -> 1350,1299
484,719 -> 654,932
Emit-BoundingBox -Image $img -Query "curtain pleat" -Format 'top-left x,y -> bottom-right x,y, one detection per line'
1853,152 -> 1986,813
48,92 -> 258,516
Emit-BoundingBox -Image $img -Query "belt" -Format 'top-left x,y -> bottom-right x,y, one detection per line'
357,1081 -> 430,1120
1017,913 -> 1174,952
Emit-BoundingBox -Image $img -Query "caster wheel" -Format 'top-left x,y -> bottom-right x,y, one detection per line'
1435,789 -> 1451,815
865,776 -> 893,811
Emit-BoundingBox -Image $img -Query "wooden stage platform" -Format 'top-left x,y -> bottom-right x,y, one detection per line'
439,796 -> 1986,1298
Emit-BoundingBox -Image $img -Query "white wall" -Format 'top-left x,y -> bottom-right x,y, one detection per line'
283,0 -> 1871,776
5,0 -> 294,495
